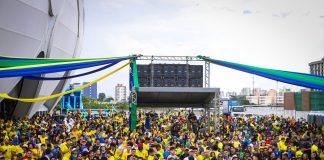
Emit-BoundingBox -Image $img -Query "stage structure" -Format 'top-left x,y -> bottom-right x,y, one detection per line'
135,55 -> 221,131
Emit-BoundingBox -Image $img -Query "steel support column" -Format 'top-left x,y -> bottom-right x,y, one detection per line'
205,61 -> 210,88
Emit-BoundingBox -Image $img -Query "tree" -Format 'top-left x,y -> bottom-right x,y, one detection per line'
82,96 -> 97,108
105,97 -> 114,102
55,98 -> 62,110
117,102 -> 129,110
98,93 -> 106,102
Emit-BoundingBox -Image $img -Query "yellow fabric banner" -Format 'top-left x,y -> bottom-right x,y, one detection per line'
0,61 -> 131,102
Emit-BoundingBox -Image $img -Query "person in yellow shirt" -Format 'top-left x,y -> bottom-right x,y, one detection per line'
232,138 -> 241,149
156,144 -> 164,159
121,144 -> 132,160
278,138 -> 287,151
9,129 -> 16,140
1,140 -> 12,159
14,143 -> 24,156
197,151 -> 204,160
28,143 -> 41,159
296,150 -> 303,158
39,131 -> 48,145
109,143 -> 121,159
143,138 -> 150,151
147,148 -> 155,160
217,141 -> 223,152
107,151 -> 115,160
130,129 -> 138,139
136,143 -> 148,159
60,139 -> 72,160
311,141 -> 319,153
71,128 -> 80,140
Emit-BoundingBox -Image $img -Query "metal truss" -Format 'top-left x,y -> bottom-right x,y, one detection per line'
137,55 -> 204,61
205,61 -> 210,88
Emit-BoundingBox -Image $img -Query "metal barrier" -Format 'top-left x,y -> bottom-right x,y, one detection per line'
65,108 -> 117,118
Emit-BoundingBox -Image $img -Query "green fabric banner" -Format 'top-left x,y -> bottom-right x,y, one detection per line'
0,56 -> 129,68
130,59 -> 139,131
197,55 -> 324,90
132,60 -> 139,93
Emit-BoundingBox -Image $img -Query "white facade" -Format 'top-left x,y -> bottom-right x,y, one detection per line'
246,96 -> 259,105
115,84 -> 126,102
247,95 -> 281,105
276,96 -> 284,104
259,96 -> 273,105
0,0 -> 84,118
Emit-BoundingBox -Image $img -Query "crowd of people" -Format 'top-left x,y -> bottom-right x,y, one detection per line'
0,110 -> 323,160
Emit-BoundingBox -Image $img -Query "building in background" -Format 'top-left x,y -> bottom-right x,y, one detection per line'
246,96 -> 259,105
267,89 -> 277,104
309,57 -> 324,76
245,88 -> 288,105
115,84 -> 126,102
240,87 -> 251,96
276,96 -> 284,104
83,82 -> 97,99
259,96 -> 273,105
260,89 -> 267,96
226,91 -> 237,98
253,88 -> 261,96
72,83 -> 81,88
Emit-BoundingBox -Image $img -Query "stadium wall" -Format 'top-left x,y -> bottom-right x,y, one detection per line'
0,0 -> 84,118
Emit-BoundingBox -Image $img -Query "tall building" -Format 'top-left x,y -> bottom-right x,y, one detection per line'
115,84 -> 126,102
309,57 -> 323,91
260,89 -> 268,96
267,89 -> 277,97
267,89 -> 277,104
309,57 -> 324,76
240,87 -> 251,96
82,82 -> 97,99
253,88 -> 261,96
226,91 -> 237,97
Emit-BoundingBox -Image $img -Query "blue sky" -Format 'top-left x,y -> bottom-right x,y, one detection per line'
72,0 -> 324,97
